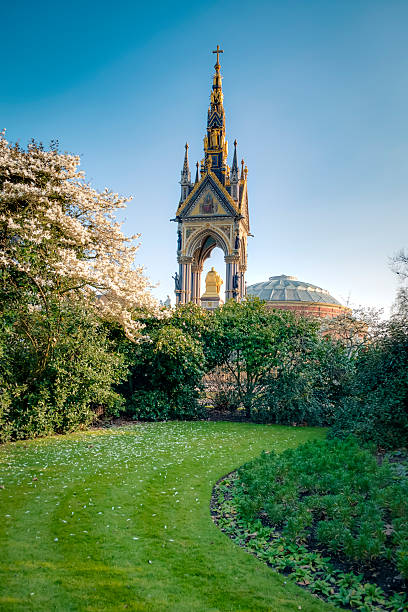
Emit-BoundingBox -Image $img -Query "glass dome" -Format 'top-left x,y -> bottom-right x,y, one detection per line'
246,275 -> 342,305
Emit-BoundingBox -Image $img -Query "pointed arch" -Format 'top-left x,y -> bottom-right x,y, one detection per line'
186,227 -> 230,261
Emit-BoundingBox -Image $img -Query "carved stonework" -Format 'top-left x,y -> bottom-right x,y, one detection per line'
219,225 -> 231,240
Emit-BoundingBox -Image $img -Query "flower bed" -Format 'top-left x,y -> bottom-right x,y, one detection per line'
211,438 -> 408,611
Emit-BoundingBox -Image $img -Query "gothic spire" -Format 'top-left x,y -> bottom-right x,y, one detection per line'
181,142 -> 191,184
179,142 -> 191,202
203,45 -> 228,185
231,139 -> 239,178
229,139 -> 239,200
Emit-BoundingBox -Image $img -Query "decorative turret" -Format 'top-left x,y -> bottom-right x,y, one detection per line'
230,139 -> 239,200
203,45 -> 229,185
180,142 -> 192,202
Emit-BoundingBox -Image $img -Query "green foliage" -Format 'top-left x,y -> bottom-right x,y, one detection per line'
235,438 -> 408,577
330,316 -> 408,448
120,306 -> 208,420
204,297 -> 351,423
0,302 -> 125,442
213,439 -> 408,611
258,332 -> 352,426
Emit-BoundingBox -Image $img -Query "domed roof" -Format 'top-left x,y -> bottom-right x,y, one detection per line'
247,275 -> 342,305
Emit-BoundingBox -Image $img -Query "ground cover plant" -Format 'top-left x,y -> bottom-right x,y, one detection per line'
212,437 -> 408,611
0,421 -> 338,611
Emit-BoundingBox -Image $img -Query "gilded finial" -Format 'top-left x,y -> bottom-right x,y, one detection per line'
240,158 -> 245,180
212,44 -> 224,69
234,139 -> 237,147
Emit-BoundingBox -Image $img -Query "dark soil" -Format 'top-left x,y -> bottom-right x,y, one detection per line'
97,411 -> 251,428
204,409 -> 249,422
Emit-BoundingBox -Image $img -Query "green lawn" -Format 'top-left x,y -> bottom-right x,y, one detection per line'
0,421 -> 337,611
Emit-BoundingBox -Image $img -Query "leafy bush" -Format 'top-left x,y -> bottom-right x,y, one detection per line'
120,310 -> 207,420
256,334 -> 352,426
0,302 -> 126,442
236,437 -> 408,578
330,316 -> 408,448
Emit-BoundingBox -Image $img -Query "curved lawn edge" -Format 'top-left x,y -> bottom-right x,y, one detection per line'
0,421 -> 338,611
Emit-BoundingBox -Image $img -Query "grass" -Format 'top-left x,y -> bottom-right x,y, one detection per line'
0,421 -> 337,612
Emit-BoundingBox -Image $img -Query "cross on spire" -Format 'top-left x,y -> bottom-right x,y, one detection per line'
212,45 -> 223,65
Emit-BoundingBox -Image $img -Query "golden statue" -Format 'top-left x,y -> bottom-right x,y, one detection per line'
201,267 -> 223,298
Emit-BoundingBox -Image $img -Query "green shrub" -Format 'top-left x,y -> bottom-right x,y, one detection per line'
0,303 -> 125,442
330,316 -> 408,449
254,335 -> 352,427
120,315 -> 206,421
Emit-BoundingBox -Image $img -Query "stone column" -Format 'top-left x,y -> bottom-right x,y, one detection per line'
225,255 -> 240,301
191,263 -> 203,305
178,256 -> 193,304
175,262 -> 183,305
240,267 -> 246,300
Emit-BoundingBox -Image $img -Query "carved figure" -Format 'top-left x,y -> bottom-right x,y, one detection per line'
232,272 -> 239,290
215,271 -> 223,294
177,231 -> 182,251
172,272 -> 181,291
234,233 -> 240,250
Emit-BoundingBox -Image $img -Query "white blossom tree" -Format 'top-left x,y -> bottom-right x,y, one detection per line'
0,131 -> 159,343
0,132 -> 163,438
392,250 -> 408,318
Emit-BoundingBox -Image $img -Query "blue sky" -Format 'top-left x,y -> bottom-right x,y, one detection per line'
2,0 -> 407,313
